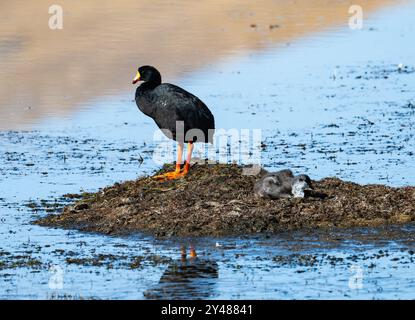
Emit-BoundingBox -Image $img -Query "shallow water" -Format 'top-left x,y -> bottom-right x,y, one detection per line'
0,0 -> 401,130
1,2 -> 415,299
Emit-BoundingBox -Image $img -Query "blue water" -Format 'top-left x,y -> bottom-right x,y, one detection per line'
1,2 -> 415,299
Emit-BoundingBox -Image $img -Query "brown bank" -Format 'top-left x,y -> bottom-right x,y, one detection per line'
35,164 -> 415,237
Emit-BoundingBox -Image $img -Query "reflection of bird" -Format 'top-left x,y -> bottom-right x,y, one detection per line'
254,169 -> 313,199
132,66 -> 215,180
143,247 -> 219,300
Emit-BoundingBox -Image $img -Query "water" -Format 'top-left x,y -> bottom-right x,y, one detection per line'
1,2 -> 415,299
0,0 -> 401,130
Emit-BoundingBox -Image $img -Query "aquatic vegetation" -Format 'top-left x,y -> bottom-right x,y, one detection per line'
35,164 -> 415,237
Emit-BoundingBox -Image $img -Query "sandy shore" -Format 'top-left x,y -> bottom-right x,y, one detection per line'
0,0 -> 403,129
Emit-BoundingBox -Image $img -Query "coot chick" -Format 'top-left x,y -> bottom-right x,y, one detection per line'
254,169 -> 313,199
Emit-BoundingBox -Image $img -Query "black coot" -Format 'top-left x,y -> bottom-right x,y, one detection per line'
132,66 -> 215,180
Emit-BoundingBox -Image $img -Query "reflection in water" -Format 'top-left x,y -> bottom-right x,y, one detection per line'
144,247 -> 219,299
0,0 -> 400,130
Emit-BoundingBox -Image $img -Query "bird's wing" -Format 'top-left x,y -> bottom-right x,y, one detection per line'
155,84 -> 214,129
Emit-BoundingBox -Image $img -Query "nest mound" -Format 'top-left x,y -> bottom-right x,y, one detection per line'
35,164 -> 415,237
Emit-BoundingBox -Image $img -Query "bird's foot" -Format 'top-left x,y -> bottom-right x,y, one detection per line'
153,163 -> 190,181
153,170 -> 182,180
153,171 -> 186,180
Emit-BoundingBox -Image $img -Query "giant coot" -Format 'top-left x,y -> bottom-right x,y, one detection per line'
132,66 -> 215,180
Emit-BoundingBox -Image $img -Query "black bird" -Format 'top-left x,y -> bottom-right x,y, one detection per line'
143,247 -> 219,299
132,66 -> 215,180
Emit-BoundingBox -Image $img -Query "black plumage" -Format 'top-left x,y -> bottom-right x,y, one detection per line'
134,66 -> 215,144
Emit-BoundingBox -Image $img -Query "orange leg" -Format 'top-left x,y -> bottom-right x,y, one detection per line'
180,245 -> 187,262
180,245 -> 197,262
182,142 -> 194,175
189,245 -> 197,259
153,143 -> 183,180
154,142 -> 194,180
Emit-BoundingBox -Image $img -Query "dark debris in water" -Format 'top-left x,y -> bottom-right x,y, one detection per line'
271,249 -> 415,269
351,63 -> 415,80
0,253 -> 42,270
34,164 -> 415,237
64,252 -> 171,269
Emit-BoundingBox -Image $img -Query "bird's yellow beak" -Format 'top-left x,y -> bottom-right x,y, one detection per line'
132,71 -> 141,84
